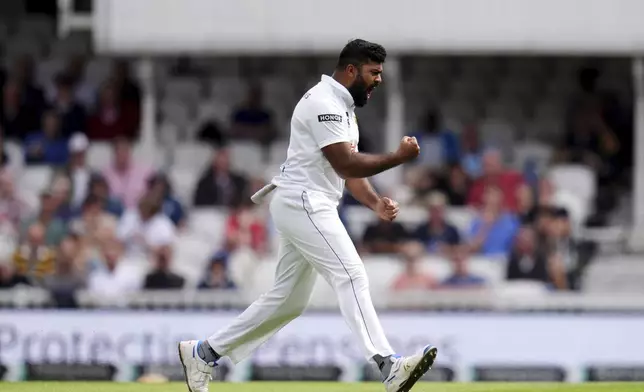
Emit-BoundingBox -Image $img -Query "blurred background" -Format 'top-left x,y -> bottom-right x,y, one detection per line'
1,0 -> 644,384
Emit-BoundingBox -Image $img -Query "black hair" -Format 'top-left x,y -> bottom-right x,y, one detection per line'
336,39 -> 387,71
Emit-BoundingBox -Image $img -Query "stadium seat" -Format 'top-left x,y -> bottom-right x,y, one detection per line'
229,142 -> 264,178
19,166 -> 53,195
512,141 -> 553,173
209,77 -> 246,107
164,78 -> 202,104
548,164 -> 597,211
173,143 -> 213,170
445,207 -> 477,237
4,141 -> 24,173
172,234 -> 213,286
168,166 -> 201,206
87,142 -> 112,169
188,208 -> 228,243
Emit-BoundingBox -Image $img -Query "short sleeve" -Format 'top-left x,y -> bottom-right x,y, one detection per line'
306,100 -> 350,149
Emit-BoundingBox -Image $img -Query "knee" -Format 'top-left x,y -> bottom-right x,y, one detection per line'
334,264 -> 369,292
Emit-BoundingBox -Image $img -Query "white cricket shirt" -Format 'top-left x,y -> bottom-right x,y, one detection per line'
272,75 -> 359,204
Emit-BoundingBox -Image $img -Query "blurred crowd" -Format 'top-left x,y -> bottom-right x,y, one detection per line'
0,52 -> 631,306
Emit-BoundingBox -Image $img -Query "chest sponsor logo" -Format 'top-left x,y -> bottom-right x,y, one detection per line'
317,114 -> 342,123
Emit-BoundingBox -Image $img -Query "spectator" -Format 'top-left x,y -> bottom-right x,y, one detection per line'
117,193 -> 176,258
111,60 -> 141,107
198,252 -> 236,290
0,263 -> 29,288
507,226 -> 567,290
547,208 -> 594,291
0,170 -> 29,235
0,134 -> 9,168
193,147 -> 247,207
410,192 -> 460,255
230,83 -> 276,145
1,79 -> 40,140
223,200 -> 267,255
12,222 -> 56,285
467,187 -> 520,256
20,190 -> 67,246
10,55 -> 46,115
143,245 -> 185,289
440,246 -> 486,289
87,238 -> 142,299
50,174 -> 75,222
391,242 -> 435,291
361,218 -> 408,255
86,173 -> 124,217
467,148 -> 524,212
46,56 -> 96,110
147,173 -> 186,227
197,120 -> 226,147
58,133 -> 94,208
87,81 -> 139,140
537,178 -> 585,232
403,166 -> 441,206
459,125 -> 484,179
42,237 -> 86,308
23,110 -> 69,166
69,195 -> 118,255
50,73 -> 87,137
517,183 -> 537,225
410,107 -> 460,167
103,137 -> 153,209
442,164 -> 470,206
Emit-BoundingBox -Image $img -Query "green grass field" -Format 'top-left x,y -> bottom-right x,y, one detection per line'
2,383 -> 644,392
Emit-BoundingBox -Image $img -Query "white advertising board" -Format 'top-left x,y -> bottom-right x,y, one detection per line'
2,311 -> 644,382
94,0 -> 644,54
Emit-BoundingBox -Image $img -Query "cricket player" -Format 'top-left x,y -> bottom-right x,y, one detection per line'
179,39 -> 437,392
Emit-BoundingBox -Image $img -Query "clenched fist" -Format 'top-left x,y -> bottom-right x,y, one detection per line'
395,136 -> 420,162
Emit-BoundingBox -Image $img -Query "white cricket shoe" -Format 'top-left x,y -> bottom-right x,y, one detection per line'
383,345 -> 438,392
178,340 -> 216,392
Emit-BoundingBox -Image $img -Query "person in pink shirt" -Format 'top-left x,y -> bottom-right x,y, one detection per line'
102,137 -> 152,209
391,242 -> 436,291
467,148 -> 524,213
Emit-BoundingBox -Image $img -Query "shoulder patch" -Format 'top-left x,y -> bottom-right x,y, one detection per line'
317,114 -> 343,123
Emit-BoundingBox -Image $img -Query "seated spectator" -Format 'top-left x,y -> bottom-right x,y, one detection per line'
86,173 -> 124,217
467,187 -> 519,256
24,110 -> 69,166
0,170 -> 29,235
117,193 -> 176,258
20,190 -> 68,246
440,246 -> 486,289
0,263 -> 29,288
548,208 -> 594,291
111,60 -> 141,108
49,73 -> 87,137
460,125 -> 484,179
0,79 -> 40,140
361,219 -> 408,254
230,83 -> 276,145
147,173 -> 186,227
50,174 -> 75,222
409,107 -> 460,168
69,195 -> 118,255
103,137 -> 153,209
442,164 -> 470,206
198,252 -> 236,290
46,56 -> 96,110
537,178 -> 585,232
410,192 -> 460,255
56,133 -> 95,209
197,120 -> 227,147
193,147 -> 247,207
143,245 -> 185,289
224,200 -> 267,255
87,238 -> 142,299
391,242 -> 436,291
11,55 -> 46,115
507,226 -> 567,290
12,222 -> 57,285
517,183 -> 537,225
403,166 -> 442,206
467,148 -> 524,212
42,237 -> 86,308
87,81 -> 140,140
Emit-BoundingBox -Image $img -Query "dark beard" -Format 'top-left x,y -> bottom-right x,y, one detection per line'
347,74 -> 370,107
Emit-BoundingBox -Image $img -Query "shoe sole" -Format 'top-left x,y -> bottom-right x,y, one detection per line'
397,346 -> 438,392
178,342 -> 193,392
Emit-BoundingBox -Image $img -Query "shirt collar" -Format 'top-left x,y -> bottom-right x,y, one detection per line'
321,75 -> 355,108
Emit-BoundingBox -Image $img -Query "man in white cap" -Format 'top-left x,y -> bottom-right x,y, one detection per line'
64,133 -> 93,208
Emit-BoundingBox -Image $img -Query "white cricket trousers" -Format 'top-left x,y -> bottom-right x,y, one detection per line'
207,188 -> 394,364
